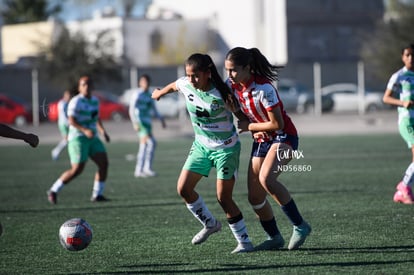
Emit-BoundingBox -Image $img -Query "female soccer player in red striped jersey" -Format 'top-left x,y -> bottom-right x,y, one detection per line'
225,47 -> 311,250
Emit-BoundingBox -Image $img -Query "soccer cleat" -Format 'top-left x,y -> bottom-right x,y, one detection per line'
90,195 -> 110,202
288,220 -> 311,250
134,172 -> 148,178
143,170 -> 157,177
393,182 -> 414,204
191,220 -> 222,245
231,242 -> 254,254
254,234 -> 285,251
47,190 -> 57,205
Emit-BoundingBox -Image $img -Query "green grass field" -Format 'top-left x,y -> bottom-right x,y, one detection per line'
0,134 -> 413,274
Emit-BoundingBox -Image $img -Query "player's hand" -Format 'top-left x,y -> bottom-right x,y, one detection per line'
161,118 -> 167,129
103,131 -> 110,143
84,129 -> 94,139
24,133 -> 39,148
253,131 -> 270,140
133,123 -> 140,131
151,89 -> 162,101
403,100 -> 414,108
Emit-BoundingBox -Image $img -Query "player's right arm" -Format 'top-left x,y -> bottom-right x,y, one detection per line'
128,92 -> 140,130
67,97 -> 94,138
69,116 -> 94,138
383,72 -> 414,108
152,82 -> 177,101
383,88 -> 414,108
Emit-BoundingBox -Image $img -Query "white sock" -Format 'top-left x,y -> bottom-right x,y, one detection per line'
135,143 -> 147,174
186,196 -> 216,228
52,139 -> 67,156
143,138 -> 156,172
229,218 -> 251,244
50,179 -> 64,193
92,181 -> 105,198
402,162 -> 414,187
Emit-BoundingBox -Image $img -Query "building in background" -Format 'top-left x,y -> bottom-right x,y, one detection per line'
0,0 -> 287,67
0,0 -> 386,106
151,0 -> 287,65
1,21 -> 62,66
286,0 -> 384,63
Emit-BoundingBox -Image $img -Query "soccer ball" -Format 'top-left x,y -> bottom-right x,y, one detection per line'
59,218 -> 93,251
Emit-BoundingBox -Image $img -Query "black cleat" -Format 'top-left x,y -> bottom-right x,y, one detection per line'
90,195 -> 110,202
47,191 -> 57,205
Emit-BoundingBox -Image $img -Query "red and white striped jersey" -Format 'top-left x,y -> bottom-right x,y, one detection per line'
229,76 -> 297,141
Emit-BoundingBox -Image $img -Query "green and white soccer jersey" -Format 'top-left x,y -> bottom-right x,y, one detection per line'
67,94 -> 100,141
129,89 -> 156,137
387,67 -> 414,147
176,77 -> 238,150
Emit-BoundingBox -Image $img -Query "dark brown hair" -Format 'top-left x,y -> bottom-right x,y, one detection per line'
186,53 -> 239,112
225,47 -> 282,82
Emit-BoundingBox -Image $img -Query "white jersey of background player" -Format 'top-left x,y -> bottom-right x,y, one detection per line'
383,43 -> 414,204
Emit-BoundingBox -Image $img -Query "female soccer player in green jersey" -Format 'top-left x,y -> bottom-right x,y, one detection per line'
129,74 -> 166,177
152,53 -> 253,253
47,76 -> 111,204
383,43 -> 414,204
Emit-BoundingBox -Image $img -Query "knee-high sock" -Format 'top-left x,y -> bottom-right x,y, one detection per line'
228,214 -> 251,244
143,137 -> 156,172
402,162 -> 414,187
260,217 -> 281,238
52,139 -> 67,156
135,142 -> 147,174
281,199 -> 304,226
50,178 -> 64,193
92,180 -> 105,198
186,195 -> 216,228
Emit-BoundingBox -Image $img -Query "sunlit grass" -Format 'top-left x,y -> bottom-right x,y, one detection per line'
0,134 -> 413,274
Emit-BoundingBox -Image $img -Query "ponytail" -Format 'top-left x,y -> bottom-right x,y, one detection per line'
225,47 -> 283,82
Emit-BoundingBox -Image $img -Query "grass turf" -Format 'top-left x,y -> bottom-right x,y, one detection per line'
0,134 -> 413,274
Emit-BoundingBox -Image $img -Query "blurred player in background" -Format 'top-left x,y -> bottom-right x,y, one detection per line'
129,74 -> 166,177
51,89 -> 72,160
152,53 -> 253,253
225,47 -> 311,251
47,76 -> 110,204
383,43 -> 414,204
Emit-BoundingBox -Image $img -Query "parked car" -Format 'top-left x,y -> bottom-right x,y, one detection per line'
277,79 -> 334,114
48,91 -> 128,122
120,87 -> 187,118
321,83 -> 385,112
0,93 -> 32,126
